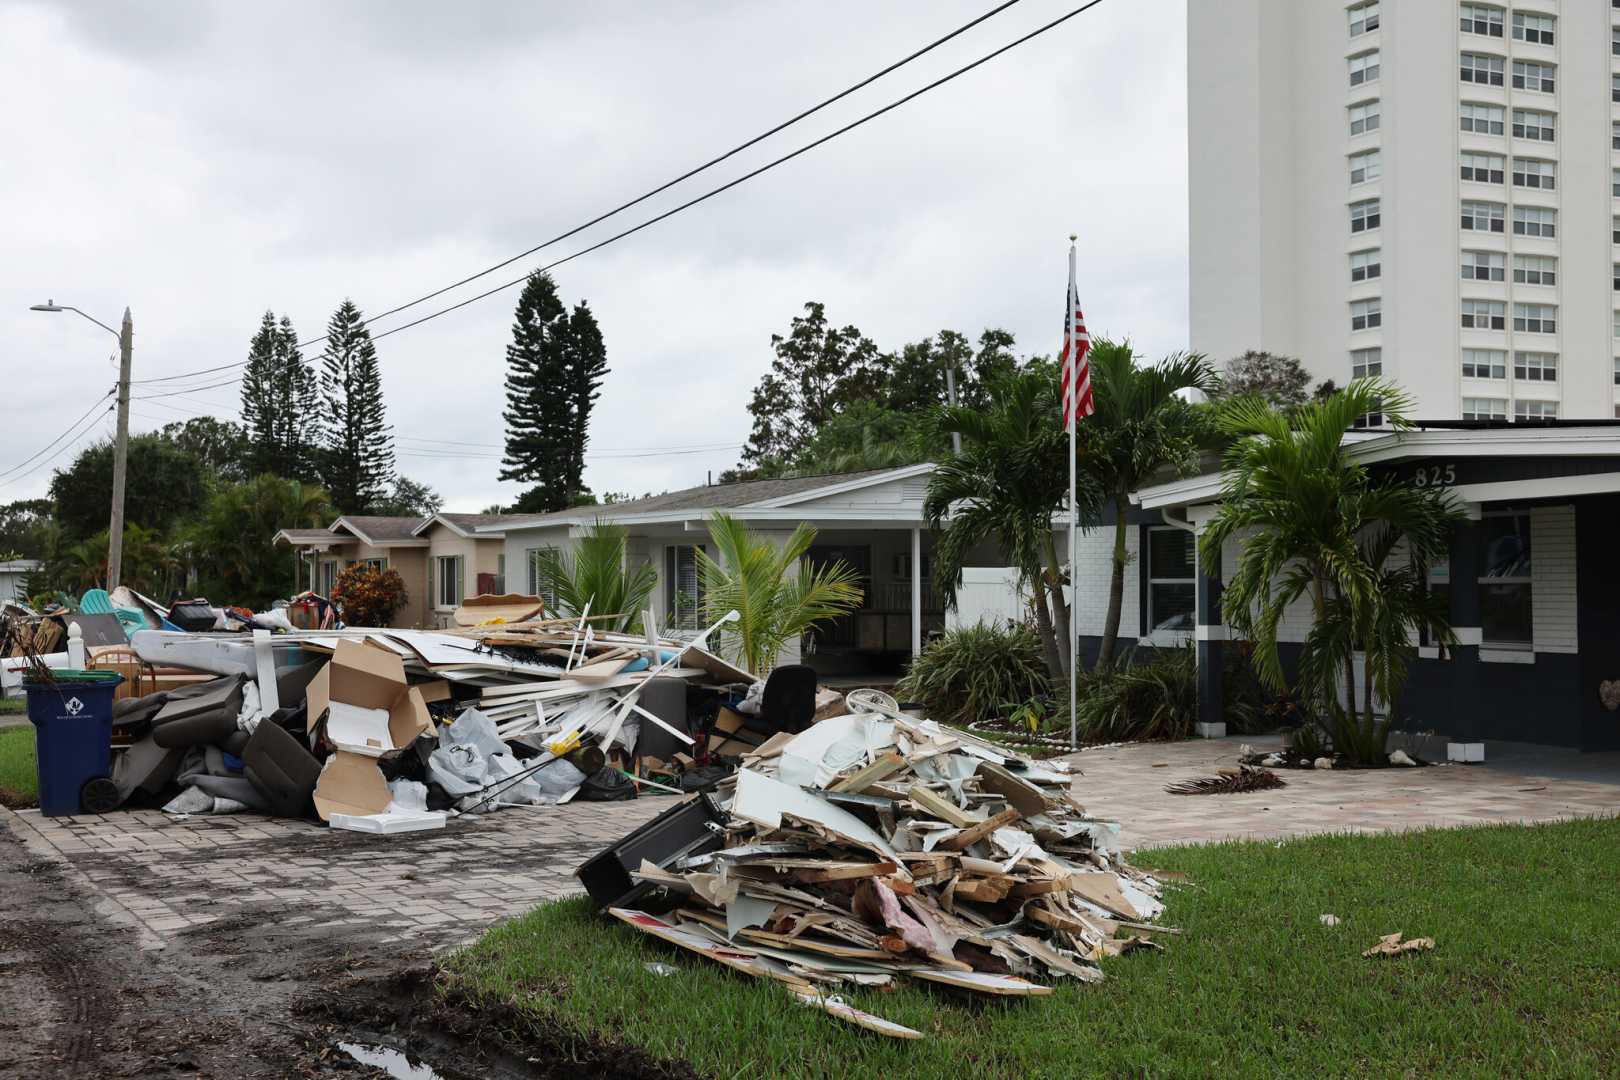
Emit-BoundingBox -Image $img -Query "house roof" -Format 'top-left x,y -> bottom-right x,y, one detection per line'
329,516 -> 430,546
273,528 -> 339,547
411,512 -> 547,539
479,465 -> 934,533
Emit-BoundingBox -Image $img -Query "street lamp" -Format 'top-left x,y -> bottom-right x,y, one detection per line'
31,298 -> 134,591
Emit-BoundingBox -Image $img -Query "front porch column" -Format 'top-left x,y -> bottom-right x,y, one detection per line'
910,527 -> 922,657
1195,532 -> 1226,738
1446,512 -> 1486,763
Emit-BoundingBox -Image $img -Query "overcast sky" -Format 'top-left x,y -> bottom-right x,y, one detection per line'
1,0 -> 1188,511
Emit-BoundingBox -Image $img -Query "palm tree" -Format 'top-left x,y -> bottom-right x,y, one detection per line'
1078,341 -> 1217,668
929,368 -> 1073,680
697,512 -> 863,676
1199,379 -> 1460,764
532,522 -> 658,633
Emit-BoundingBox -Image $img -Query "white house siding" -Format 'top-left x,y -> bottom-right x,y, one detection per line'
785,473 -> 930,512
1531,505 -> 1578,654
1071,526 -> 1139,640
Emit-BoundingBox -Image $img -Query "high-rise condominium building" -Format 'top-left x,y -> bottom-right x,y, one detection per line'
1190,0 -> 1620,422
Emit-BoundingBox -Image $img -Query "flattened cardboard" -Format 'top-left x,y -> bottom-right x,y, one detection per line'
312,750 -> 391,821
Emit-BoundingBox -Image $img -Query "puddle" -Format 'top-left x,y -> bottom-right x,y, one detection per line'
337,1042 -> 448,1079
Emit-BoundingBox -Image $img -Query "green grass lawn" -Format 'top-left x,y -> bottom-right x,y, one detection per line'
445,818 -> 1620,1079
0,725 -> 37,807
0,696 -> 27,715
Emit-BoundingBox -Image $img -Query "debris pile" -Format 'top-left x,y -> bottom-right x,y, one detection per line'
579,697 -> 1173,1039
1165,765 -> 1286,795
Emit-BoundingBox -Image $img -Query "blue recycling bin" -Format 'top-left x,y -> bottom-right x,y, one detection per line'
25,671 -> 124,817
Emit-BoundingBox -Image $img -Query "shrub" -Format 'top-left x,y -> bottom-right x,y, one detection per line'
1072,647 -> 1200,743
897,622 -> 1050,727
332,563 -> 409,627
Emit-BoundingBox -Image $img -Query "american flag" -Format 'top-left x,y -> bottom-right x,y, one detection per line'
1059,264 -> 1093,431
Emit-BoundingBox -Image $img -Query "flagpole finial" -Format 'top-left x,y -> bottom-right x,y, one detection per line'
1068,233 -> 1077,243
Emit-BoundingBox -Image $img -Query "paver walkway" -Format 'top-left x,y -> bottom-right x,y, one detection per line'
4,737 -> 1615,954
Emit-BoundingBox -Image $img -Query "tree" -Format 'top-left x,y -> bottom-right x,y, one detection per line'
1078,341 -> 1218,668
1212,350 -> 1312,410
188,475 -> 332,605
500,273 -> 606,512
741,302 -> 889,464
697,512 -> 864,675
159,417 -> 251,485
241,312 -> 321,480
0,499 -> 55,558
1200,380 -> 1460,765
49,433 -> 210,543
373,476 -> 443,518
531,522 -> 657,632
318,299 -> 394,513
927,368 -> 1074,681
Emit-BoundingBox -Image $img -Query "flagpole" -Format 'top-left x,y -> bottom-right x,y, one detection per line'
1067,237 -> 1079,751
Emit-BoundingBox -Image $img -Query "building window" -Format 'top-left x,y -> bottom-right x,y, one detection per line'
1460,52 -> 1504,86
526,547 -> 560,611
1613,216 -> 1620,244
1461,299 -> 1505,330
1348,50 -> 1380,87
1613,120 -> 1620,151
1146,527 -> 1196,634
1460,200 -> 1504,233
1511,158 -> 1555,191
1349,198 -> 1381,232
357,558 -> 387,573
1513,351 -> 1557,382
1348,100 -> 1381,136
1613,24 -> 1620,57
1460,4 -> 1503,37
1614,168 -> 1620,198
1461,250 -> 1505,282
1510,60 -> 1555,94
435,554 -> 463,608
494,553 -> 506,595
1348,1 -> 1379,37
1479,513 -> 1532,647
1615,311 -> 1620,338
1511,109 -> 1555,142
1349,149 -> 1381,185
1511,11 -> 1554,46
1350,249 -> 1381,283
319,560 -> 337,597
1460,151 -> 1504,184
1461,349 -> 1506,379
1514,400 -> 1557,421
1462,397 -> 1507,420
1512,206 -> 1556,238
1350,298 -> 1382,331
1514,255 -> 1556,286
665,544 -> 705,630
1512,303 -> 1557,334
1612,73 -> 1620,105
1614,263 -> 1620,291
1460,102 -> 1504,135
1613,357 -> 1620,386
1351,346 -> 1382,379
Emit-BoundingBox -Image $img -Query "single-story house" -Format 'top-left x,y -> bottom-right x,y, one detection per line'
1130,421 -> 1620,755
0,559 -> 42,606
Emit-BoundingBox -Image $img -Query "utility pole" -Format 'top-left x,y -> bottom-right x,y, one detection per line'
108,308 -> 133,589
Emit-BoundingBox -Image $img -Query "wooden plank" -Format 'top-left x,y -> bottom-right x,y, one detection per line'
935,807 -> 1023,852
829,752 -> 906,793
907,784 -> 976,828
974,761 -> 1052,817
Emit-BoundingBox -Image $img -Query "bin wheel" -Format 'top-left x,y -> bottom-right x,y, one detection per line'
80,778 -> 120,815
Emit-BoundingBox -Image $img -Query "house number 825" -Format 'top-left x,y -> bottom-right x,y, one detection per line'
1412,464 -> 1456,488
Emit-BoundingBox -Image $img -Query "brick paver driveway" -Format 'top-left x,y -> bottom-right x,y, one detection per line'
4,737 -> 1616,952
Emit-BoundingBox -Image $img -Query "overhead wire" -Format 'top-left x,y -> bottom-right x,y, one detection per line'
0,388 -> 115,480
0,400 -> 117,490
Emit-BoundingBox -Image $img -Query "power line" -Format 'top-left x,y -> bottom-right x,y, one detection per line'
0,388 -> 115,480
127,0 -> 1033,387
130,377 -> 245,401
0,404 -> 116,490
395,434 -> 739,452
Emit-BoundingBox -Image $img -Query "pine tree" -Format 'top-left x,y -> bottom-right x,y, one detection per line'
500,273 -> 574,511
240,310 -> 320,481
563,300 -> 608,496
276,315 -> 321,482
318,299 -> 394,513
240,312 -> 280,476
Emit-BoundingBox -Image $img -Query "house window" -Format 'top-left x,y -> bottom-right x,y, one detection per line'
1348,1 -> 1378,37
1146,527 -> 1196,634
1512,11 -> 1554,46
1460,52 -> 1504,86
1350,347 -> 1382,379
1514,255 -> 1556,286
1515,400 -> 1557,421
435,555 -> 464,609
1460,151 -> 1504,184
1460,102 -> 1504,135
665,544 -> 705,630
1348,100 -> 1381,136
1348,51 -> 1380,87
495,553 -> 506,595
1513,352 -> 1557,382
1350,298 -> 1382,331
1349,198 -> 1381,233
1511,109 -> 1555,142
1460,4 -> 1503,37
1462,397 -> 1507,420
1352,405 -> 1384,430
1512,206 -> 1556,239
1511,158 -> 1554,191
358,558 -> 387,573
1461,250 -> 1504,282
1510,60 -> 1555,94
1461,349 -> 1506,379
525,546 -> 560,611
1460,200 -> 1504,233
1350,249 -> 1381,283
1479,513 -> 1532,647
1460,299 -> 1505,330
1512,303 -> 1556,335
319,560 -> 337,597
1349,149 -> 1381,185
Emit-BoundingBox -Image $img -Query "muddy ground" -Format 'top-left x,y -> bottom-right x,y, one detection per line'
0,826 -> 696,1079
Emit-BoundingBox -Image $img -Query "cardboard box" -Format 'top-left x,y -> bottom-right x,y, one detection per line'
307,640 -> 432,822
313,752 -> 393,820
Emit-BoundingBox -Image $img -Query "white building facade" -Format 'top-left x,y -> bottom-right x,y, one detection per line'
1190,0 -> 1620,421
